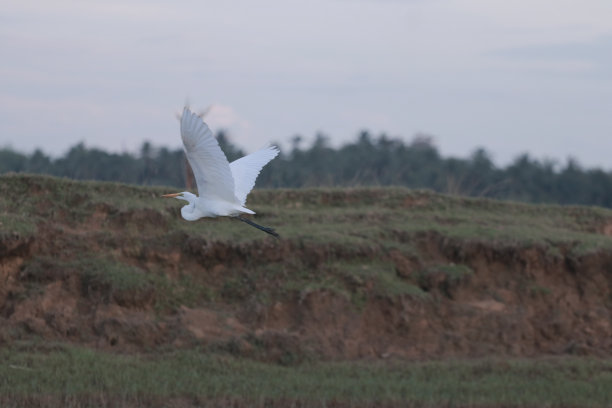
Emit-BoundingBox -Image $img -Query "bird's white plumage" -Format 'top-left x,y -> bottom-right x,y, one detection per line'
180,107 -> 236,204
174,107 -> 279,219
230,146 -> 279,206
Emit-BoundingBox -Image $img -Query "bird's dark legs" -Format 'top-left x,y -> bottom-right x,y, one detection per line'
236,216 -> 280,239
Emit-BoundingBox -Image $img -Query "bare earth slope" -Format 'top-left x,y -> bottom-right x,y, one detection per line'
0,174 -> 611,360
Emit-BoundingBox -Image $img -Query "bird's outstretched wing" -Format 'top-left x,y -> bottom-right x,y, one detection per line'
230,146 -> 280,206
180,107 -> 236,202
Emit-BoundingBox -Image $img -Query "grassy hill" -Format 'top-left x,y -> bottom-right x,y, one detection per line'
0,173 -> 611,407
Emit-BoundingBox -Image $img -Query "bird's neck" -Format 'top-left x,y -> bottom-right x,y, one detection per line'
180,201 -> 201,221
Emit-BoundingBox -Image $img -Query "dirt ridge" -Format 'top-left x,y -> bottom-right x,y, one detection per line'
0,175 -> 610,361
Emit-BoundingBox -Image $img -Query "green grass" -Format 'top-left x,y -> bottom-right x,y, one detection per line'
255,186 -> 612,257
242,260 -> 428,311
0,212 -> 37,240
529,283 -> 552,297
3,173 -> 612,255
20,255 -> 213,312
417,263 -> 474,298
0,344 -> 611,407
336,261 -> 427,299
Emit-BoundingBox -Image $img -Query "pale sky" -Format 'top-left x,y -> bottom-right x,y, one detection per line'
1,0 -> 611,168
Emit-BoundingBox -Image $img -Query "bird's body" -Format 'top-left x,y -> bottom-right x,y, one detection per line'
175,192 -> 239,220
163,107 -> 280,237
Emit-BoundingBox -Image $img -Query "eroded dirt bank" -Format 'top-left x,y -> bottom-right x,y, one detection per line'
0,175 -> 611,361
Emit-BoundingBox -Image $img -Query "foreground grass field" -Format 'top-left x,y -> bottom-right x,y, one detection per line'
1,343 -> 611,407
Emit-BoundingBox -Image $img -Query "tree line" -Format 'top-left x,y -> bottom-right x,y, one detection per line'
2,131 -> 612,208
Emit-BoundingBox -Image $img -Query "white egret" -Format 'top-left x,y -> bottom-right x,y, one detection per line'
163,107 -> 280,238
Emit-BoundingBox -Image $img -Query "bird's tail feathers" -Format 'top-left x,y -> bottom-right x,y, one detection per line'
238,206 -> 255,215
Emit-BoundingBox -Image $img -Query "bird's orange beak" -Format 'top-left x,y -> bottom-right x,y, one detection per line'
162,193 -> 181,198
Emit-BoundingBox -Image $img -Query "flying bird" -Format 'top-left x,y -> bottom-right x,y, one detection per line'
163,107 -> 280,238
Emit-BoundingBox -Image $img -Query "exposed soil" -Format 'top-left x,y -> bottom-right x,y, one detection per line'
0,179 -> 611,362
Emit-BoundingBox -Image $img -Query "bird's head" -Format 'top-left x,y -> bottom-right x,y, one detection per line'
161,191 -> 196,204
